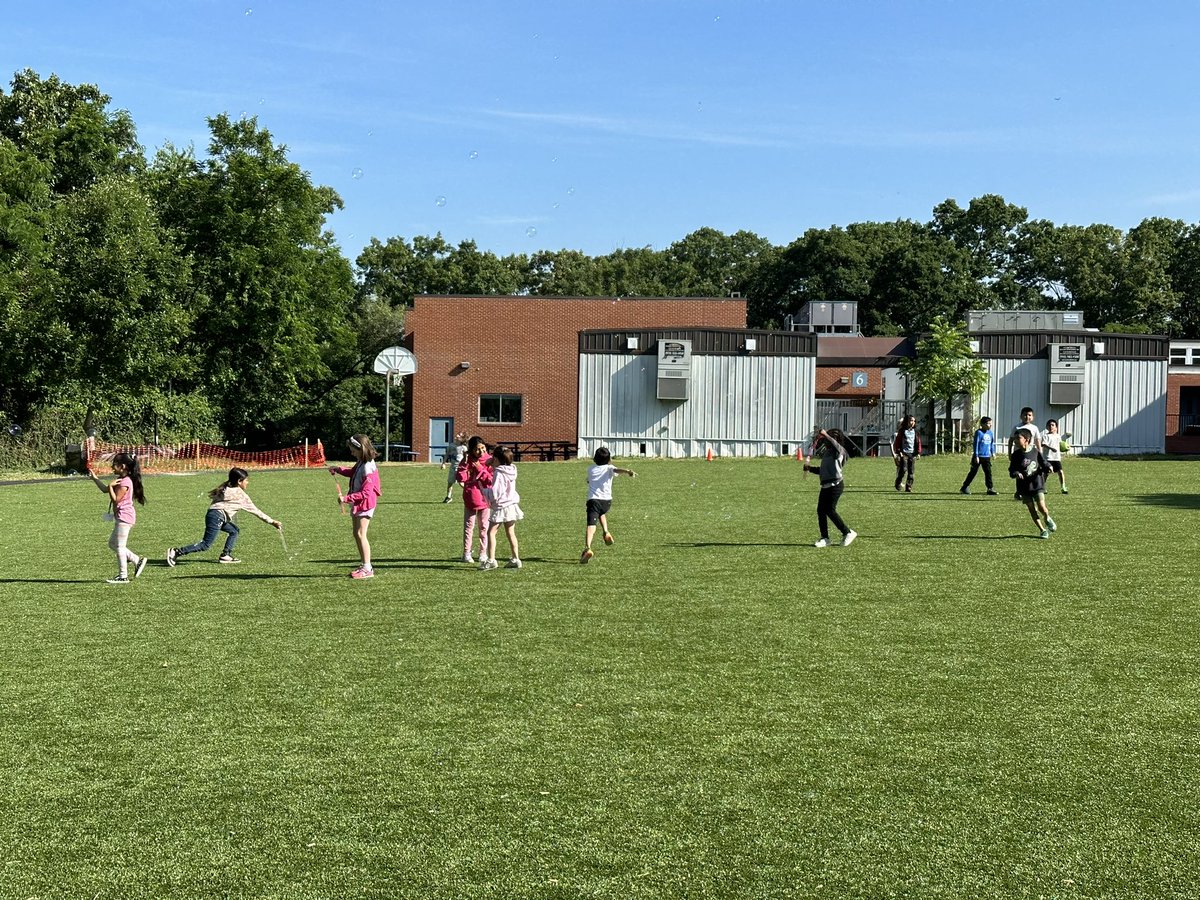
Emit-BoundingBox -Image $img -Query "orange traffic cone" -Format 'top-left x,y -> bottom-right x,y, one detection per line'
705,446 -> 713,461
796,446 -> 804,462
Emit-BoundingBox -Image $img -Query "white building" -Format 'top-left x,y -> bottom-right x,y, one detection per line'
577,328 -> 818,459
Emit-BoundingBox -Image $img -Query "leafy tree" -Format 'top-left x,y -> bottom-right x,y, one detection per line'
0,69 -> 142,195
899,316 -> 989,450
147,115 -> 357,442
48,175 -> 196,414
664,227 -> 777,302
0,136 -> 54,422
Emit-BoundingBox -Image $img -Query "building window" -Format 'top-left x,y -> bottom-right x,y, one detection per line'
479,394 -> 523,424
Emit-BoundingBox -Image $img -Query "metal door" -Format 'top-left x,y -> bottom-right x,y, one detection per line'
429,418 -> 453,463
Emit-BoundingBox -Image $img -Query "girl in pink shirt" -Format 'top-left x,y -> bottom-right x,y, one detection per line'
329,434 -> 382,579
456,436 -> 493,565
87,452 -> 148,583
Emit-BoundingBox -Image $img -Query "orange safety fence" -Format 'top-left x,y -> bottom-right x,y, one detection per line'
85,439 -> 326,473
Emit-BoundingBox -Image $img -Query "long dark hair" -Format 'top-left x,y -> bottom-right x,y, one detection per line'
209,466 -> 248,501
467,435 -> 488,458
817,428 -> 858,458
113,452 -> 146,505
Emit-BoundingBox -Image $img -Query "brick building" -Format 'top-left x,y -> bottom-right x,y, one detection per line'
401,295 -> 747,461
1167,339 -> 1200,453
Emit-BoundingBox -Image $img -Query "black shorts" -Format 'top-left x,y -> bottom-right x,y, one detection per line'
1047,460 -> 1063,473
586,498 -> 612,526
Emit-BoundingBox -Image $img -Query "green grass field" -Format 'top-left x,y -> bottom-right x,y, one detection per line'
1,455 -> 1198,899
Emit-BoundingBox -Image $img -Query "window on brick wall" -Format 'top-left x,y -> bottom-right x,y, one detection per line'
479,394 -> 523,424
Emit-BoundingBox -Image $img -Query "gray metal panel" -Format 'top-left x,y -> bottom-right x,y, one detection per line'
976,357 -> 1165,454
577,352 -> 817,458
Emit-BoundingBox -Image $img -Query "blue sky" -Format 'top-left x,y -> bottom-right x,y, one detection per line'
5,1 -> 1200,262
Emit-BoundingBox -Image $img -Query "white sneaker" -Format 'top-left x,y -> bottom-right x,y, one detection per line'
842,530 -> 858,547
1046,518 -> 1057,532
462,553 -> 474,564
478,557 -> 491,570
814,538 -> 830,548
106,575 -> 129,584
166,548 -> 178,568
1039,528 -> 1050,540
507,558 -> 522,569
481,558 -> 499,571
134,556 -> 149,578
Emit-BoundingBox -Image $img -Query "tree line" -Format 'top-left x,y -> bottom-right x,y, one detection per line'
3,69 -> 1199,465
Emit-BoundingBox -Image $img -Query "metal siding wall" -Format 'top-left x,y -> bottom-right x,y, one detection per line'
975,358 -> 1165,454
577,354 -> 815,457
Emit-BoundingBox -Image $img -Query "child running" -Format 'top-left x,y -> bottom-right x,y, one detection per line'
166,467 -> 283,567
87,452 -> 148,583
1009,429 -> 1057,539
1041,419 -> 1070,494
483,445 -> 524,570
581,447 -> 636,564
441,431 -> 468,503
804,428 -> 857,547
329,434 -> 382,579
456,436 -> 493,565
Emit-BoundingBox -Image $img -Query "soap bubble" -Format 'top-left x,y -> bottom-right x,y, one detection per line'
435,196 -> 447,207
468,150 -> 479,160
245,8 -> 252,15
525,226 -> 538,238
567,187 -> 575,195
351,167 -> 364,180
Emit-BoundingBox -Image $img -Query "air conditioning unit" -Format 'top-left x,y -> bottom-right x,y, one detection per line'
657,374 -> 689,400
1048,342 -> 1085,406
656,339 -> 692,401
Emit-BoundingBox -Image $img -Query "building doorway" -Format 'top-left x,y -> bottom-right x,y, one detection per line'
429,417 -> 454,463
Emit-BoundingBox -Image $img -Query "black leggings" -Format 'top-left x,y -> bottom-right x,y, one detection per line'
817,482 -> 849,540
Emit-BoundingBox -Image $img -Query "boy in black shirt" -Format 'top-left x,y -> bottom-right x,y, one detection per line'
1009,430 -> 1057,539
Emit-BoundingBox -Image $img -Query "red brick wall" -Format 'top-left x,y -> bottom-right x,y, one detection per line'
403,296 -> 747,460
815,366 -> 882,398
1166,372 -> 1200,453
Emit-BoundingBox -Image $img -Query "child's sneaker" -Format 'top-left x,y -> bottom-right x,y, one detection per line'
134,556 -> 148,579
814,538 -> 830,548
350,567 -> 374,579
1062,487 -> 1069,494
481,558 -> 499,571
166,548 -> 178,568
842,530 -> 858,547
462,553 -> 475,564
1046,518 -> 1057,532
218,556 -> 241,564
1039,528 -> 1050,539
478,557 -> 491,570
580,549 -> 594,564
106,575 -> 129,584
603,532 -> 615,545
506,558 -> 522,569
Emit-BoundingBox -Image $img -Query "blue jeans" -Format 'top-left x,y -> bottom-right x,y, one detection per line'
177,508 -> 239,557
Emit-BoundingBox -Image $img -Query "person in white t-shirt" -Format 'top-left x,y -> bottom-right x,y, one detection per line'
581,447 -> 636,564
1040,418 -> 1070,494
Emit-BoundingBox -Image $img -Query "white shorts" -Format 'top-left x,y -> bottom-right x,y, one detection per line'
490,505 -> 524,524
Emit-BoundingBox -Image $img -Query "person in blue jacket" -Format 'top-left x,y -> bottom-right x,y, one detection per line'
960,416 -> 998,495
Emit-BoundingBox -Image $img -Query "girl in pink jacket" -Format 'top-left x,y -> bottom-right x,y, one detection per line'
456,435 -> 492,565
329,434 -> 382,579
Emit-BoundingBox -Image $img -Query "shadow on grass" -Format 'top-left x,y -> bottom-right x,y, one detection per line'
176,573 -> 336,580
1129,492 -> 1200,509
907,534 -> 1041,541
0,578 -> 96,584
666,541 -> 794,549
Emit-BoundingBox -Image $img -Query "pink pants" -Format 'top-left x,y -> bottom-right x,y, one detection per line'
464,507 -> 491,557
